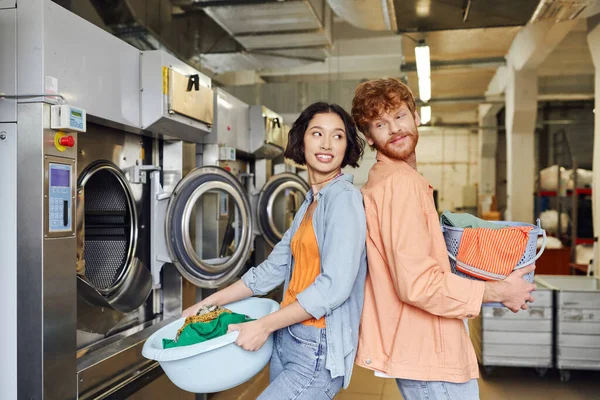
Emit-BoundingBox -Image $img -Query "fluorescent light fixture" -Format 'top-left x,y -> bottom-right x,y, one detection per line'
418,78 -> 431,103
415,44 -> 430,79
416,0 -> 432,17
415,42 -> 431,102
420,105 -> 431,125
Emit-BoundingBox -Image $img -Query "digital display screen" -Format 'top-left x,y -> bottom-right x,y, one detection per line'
71,110 -> 82,118
51,168 -> 70,187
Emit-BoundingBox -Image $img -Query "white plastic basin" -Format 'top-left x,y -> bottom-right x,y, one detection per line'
142,297 -> 279,393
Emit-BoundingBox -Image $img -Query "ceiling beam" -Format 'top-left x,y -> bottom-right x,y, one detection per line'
485,19 -> 579,97
509,19 -> 579,70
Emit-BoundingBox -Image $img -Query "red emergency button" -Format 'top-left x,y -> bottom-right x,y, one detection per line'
59,135 -> 75,147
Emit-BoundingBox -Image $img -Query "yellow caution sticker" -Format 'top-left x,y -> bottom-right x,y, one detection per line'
162,66 -> 169,95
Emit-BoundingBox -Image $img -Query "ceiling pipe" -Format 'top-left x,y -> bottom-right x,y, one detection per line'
401,57 -> 506,73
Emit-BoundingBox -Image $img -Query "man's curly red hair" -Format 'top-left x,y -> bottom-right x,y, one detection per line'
351,77 -> 416,135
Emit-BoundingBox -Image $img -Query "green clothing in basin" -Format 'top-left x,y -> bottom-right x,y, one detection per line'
163,312 -> 254,349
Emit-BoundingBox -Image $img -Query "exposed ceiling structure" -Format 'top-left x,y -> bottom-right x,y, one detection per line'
58,0 -> 597,125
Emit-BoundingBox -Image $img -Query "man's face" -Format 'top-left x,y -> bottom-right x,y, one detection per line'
365,103 -> 420,161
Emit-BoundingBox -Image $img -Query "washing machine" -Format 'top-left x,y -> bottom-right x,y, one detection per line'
200,93 -> 310,275
2,2 -> 260,397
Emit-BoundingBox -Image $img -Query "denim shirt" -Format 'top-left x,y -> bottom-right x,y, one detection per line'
241,174 -> 367,388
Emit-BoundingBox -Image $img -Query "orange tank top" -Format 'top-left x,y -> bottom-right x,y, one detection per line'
280,213 -> 326,328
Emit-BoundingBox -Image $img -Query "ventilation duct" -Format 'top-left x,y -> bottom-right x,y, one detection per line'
327,0 -> 397,31
529,0 -> 592,23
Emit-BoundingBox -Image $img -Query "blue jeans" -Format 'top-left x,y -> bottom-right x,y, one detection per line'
396,378 -> 480,400
257,323 -> 343,400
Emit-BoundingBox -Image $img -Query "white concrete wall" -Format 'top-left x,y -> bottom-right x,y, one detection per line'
343,127 -> 479,212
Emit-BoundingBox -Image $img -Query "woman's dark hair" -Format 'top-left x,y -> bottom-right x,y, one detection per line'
283,102 -> 365,168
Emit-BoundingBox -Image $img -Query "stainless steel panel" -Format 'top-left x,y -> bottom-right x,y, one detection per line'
483,344 -> 552,359
17,0 -> 44,95
0,8 -> 16,122
44,226 -> 77,399
0,123 -> 17,400
43,1 -> 141,128
204,88 -> 250,153
483,331 -> 552,345
77,317 -> 171,399
162,264 -> 184,318
163,140 -> 196,193
483,319 -> 552,332
16,102 -> 44,399
17,103 -> 77,399
0,0 -> 16,9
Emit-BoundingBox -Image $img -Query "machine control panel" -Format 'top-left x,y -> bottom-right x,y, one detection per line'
50,105 -> 86,133
48,162 -> 73,233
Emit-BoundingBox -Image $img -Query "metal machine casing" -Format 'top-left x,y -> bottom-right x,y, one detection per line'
249,105 -> 286,159
203,88 -> 250,153
141,50 -> 213,143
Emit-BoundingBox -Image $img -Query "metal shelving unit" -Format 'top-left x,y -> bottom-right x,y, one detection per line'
536,130 -> 594,274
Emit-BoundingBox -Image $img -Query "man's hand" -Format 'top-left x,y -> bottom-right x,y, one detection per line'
483,265 -> 536,313
227,320 -> 272,352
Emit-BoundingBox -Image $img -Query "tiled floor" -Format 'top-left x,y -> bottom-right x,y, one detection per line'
211,365 -> 600,399
336,366 -> 600,400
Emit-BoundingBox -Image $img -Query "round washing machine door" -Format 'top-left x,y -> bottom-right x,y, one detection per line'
257,173 -> 310,248
165,166 -> 254,288
77,161 -> 152,313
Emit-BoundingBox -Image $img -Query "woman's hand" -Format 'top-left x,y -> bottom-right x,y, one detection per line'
181,301 -> 207,318
227,320 -> 272,352
180,280 -> 255,318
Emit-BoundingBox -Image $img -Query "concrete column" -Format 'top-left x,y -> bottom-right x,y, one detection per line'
478,104 -> 502,196
504,62 -> 538,223
587,16 -> 600,275
486,19 -> 577,223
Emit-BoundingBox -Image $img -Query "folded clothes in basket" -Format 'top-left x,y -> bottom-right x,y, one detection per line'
456,226 -> 533,279
163,305 -> 254,349
441,211 -> 509,229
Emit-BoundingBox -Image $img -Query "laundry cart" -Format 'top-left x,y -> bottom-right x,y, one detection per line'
534,275 -> 600,382
469,281 -> 553,376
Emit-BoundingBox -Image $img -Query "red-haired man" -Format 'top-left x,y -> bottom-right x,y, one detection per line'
351,77 -> 536,399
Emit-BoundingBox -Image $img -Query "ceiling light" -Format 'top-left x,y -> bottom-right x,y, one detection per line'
415,41 -> 431,102
418,78 -> 431,103
416,0 -> 431,17
415,43 -> 430,79
421,105 -> 431,125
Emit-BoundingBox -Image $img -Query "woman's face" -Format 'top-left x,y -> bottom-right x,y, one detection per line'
303,112 -> 347,175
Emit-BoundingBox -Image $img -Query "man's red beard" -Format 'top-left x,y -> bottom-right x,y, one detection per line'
371,130 -> 419,161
